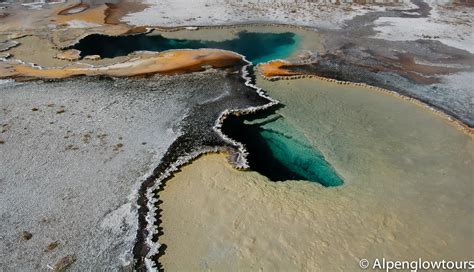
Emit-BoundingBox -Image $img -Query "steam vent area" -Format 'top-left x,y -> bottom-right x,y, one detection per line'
0,0 -> 473,271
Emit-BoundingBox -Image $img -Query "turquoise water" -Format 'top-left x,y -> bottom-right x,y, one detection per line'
71,31 -> 300,64
71,30 -> 342,185
223,113 -> 343,186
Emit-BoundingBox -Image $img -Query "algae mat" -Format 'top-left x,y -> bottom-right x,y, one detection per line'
158,77 -> 473,271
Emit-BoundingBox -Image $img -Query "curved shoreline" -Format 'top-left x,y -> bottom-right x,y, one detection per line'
144,57 -> 473,270
257,59 -> 474,136
140,54 -> 473,271
138,54 -> 282,271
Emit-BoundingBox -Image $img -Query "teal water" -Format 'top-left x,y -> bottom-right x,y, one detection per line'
72,30 -> 342,185
71,31 -> 300,64
223,112 -> 343,186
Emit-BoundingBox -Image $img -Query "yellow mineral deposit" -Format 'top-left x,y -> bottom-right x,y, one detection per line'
2,49 -> 244,79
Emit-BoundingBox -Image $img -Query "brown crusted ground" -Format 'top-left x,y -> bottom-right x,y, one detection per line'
55,0 -> 149,26
105,1 -> 150,25
257,60 -> 303,78
371,52 -> 461,84
55,49 -> 81,61
259,51 -> 464,85
354,0 -> 404,4
48,1 -> 151,47
0,1 -> 148,47
452,0 -> 474,7
57,3 -> 89,16
55,4 -> 108,26
1,49 -> 244,80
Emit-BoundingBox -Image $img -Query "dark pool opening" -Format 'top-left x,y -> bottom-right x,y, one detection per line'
69,31 -> 300,64
222,107 -> 344,187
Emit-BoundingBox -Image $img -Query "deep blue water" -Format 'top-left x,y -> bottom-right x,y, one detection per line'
71,31 -> 300,64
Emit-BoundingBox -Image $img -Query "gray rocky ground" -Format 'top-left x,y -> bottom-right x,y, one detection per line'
0,69 -> 263,271
0,77 -> 183,270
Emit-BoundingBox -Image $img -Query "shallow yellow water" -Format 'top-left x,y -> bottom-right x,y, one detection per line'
158,77 -> 474,271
